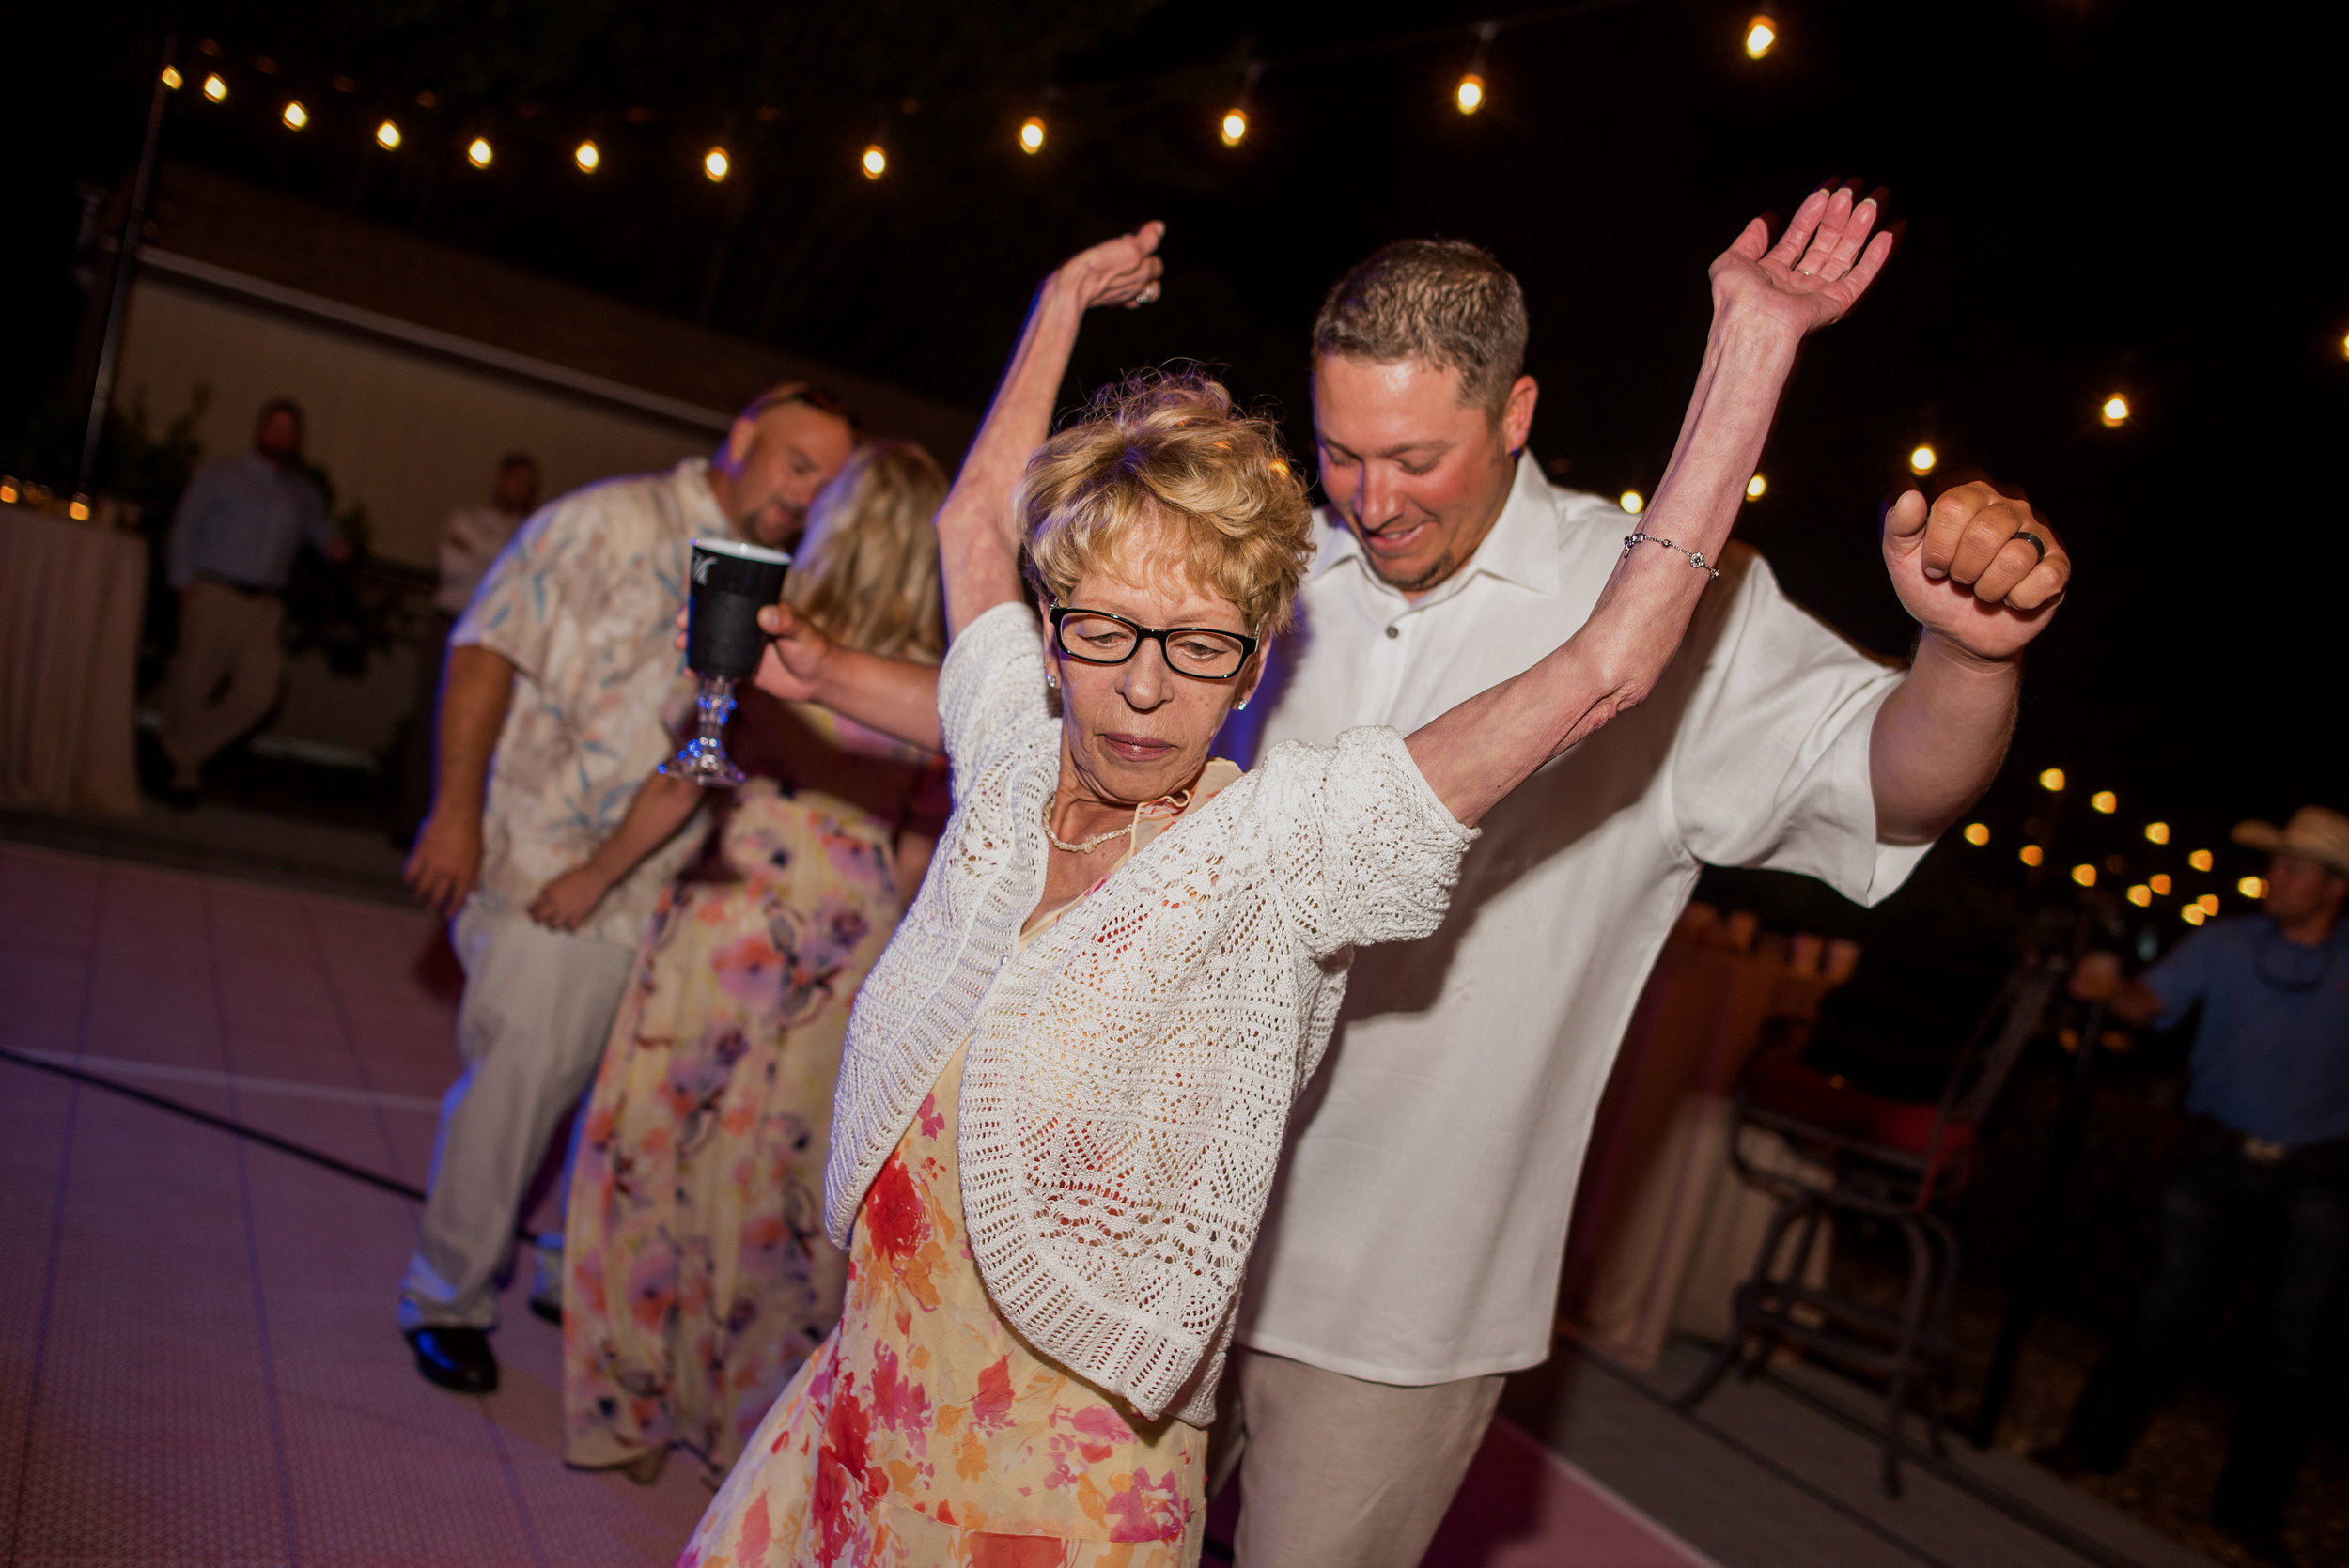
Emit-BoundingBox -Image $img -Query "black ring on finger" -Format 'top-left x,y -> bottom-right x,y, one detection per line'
2014,529 -> 2046,563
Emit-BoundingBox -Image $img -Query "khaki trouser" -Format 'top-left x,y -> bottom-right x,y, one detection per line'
160,581 -> 285,786
398,906 -> 636,1331
1209,1347 -> 1505,1568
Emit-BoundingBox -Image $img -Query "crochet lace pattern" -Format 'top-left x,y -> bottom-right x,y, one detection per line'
824,604 -> 1476,1423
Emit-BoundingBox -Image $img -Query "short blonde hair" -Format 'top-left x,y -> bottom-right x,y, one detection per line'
786,439 -> 948,663
1018,370 -> 1315,636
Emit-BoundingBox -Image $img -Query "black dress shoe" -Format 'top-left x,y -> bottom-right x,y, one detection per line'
405,1326 -> 498,1394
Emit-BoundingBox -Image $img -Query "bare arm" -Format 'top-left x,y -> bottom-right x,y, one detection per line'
2070,952 -> 2166,1026
403,643 -> 514,916
528,771 -> 704,931
746,225 -> 1166,742
1409,188 -> 1894,828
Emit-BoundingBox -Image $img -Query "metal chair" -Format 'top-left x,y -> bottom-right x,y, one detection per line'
1673,952 -> 2063,1496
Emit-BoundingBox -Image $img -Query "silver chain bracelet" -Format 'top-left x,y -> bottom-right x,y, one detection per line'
1622,531 -> 1720,580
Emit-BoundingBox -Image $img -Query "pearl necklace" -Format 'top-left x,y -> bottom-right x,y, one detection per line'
1043,787 -> 1192,854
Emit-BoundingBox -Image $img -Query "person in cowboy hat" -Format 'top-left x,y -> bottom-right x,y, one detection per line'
2042,804 -> 2349,1565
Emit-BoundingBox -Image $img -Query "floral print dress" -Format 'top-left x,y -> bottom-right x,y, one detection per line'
678,768 -> 1238,1568
566,695 -> 950,1477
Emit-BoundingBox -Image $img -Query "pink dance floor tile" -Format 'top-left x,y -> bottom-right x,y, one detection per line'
1425,1418 -> 1719,1567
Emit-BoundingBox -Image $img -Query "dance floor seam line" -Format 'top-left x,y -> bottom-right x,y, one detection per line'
482,1405 -> 552,1568
6,1048 -> 444,1114
298,897 -> 416,1180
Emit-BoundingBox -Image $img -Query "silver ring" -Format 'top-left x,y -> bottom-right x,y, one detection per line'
2014,529 -> 2046,562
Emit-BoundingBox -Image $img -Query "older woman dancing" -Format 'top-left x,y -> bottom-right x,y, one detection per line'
682,186 -> 1891,1567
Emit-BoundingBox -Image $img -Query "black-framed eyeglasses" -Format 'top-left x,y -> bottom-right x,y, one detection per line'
1048,606 -> 1260,681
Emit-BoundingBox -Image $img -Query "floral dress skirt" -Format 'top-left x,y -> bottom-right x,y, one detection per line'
677,1044 -> 1206,1567
565,781 -> 906,1474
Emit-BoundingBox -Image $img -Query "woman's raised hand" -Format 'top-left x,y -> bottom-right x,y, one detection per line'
1050,221 -> 1166,312
1708,183 -> 1894,337
753,600 -> 836,703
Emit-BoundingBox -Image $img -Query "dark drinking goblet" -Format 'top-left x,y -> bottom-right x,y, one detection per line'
661,537 -> 792,787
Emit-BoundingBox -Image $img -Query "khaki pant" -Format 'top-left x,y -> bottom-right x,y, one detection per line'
160,581 -> 285,787
1209,1347 -> 1505,1568
398,906 -> 636,1331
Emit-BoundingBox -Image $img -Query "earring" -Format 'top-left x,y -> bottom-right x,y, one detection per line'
1234,697 -> 1249,711
1046,672 -> 1058,690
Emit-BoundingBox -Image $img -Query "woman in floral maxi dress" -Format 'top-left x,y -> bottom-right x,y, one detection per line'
531,442 -> 952,1483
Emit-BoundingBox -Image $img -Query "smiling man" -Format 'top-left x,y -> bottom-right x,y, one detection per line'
1213,232 -> 2073,1565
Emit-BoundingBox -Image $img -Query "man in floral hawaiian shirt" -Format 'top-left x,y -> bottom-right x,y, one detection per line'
397,385 -> 856,1394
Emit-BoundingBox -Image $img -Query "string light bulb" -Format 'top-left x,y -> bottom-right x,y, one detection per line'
1455,73 -> 1486,114
2182,904 -> 2206,926
2197,893 -> 2220,915
2039,768 -> 2066,792
203,73 -> 228,102
703,147 -> 729,181
2150,874 -> 2171,895
2238,876 -> 2267,899
1909,444 -> 1937,475
575,140 -> 600,173
161,66 -> 183,90
2071,863 -> 2097,888
2101,394 -> 2130,427
1019,116 -> 1046,153
281,101 -> 307,131
1220,109 -> 1249,147
1620,490 -> 1644,515
861,144 -> 887,179
2126,884 -> 2152,908
2188,848 -> 2214,872
2019,845 -> 2045,867
2144,821 -> 2169,844
1745,474 -> 1766,500
2091,790 -> 2117,814
1745,16 -> 1778,58
1963,823 -> 1990,846
375,119 -> 401,150
467,137 -> 493,168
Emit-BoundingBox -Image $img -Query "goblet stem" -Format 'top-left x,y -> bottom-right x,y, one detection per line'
657,675 -> 747,786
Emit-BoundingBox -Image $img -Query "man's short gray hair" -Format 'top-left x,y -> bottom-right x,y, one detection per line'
1311,239 -> 1529,415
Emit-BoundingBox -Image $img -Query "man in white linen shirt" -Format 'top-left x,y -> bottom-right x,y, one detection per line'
1213,238 -> 2073,1565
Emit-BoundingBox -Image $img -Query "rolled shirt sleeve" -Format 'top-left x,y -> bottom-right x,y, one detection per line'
1668,551 -> 1926,906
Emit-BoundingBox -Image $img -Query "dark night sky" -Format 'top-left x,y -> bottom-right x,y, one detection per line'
5,0 -> 2342,867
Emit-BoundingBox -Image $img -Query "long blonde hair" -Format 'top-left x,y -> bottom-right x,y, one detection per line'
786,439 -> 949,663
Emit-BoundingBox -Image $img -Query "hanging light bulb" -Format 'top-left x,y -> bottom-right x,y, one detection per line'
2149,874 -> 2172,895
1745,474 -> 1766,500
1019,116 -> 1046,153
2071,863 -> 2097,888
161,65 -> 183,90
1620,490 -> 1644,515
2101,394 -> 2130,427
575,140 -> 600,172
2039,768 -> 2066,792
1455,73 -> 1486,114
1963,823 -> 1991,846
1220,108 -> 1249,147
2144,821 -> 2170,844
467,137 -> 493,168
2188,848 -> 2214,872
2019,845 -> 2045,867
375,119 -> 401,150
2091,790 -> 2118,814
281,100 -> 307,131
1909,444 -> 1937,475
862,144 -> 887,179
203,73 -> 228,102
704,147 -> 730,181
1745,16 -> 1778,58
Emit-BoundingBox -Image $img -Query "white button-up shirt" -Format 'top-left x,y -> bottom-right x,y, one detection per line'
1225,455 -> 1928,1384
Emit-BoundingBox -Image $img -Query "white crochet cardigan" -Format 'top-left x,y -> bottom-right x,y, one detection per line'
823,603 -> 1476,1423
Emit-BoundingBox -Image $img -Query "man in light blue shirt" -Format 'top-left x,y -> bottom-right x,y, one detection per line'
159,396 -> 346,802
2050,805 -> 2349,1564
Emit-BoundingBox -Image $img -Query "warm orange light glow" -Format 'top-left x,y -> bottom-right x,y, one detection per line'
1745,16 -> 1778,57
203,73 -> 228,102
375,119 -> 401,149
2238,876 -> 2267,899
2150,874 -> 2172,895
2091,790 -> 2117,814
2182,904 -> 2205,926
1746,474 -> 1766,500
1909,444 -> 1937,475
162,66 -> 183,90
1620,490 -> 1644,515
67,497 -> 91,521
703,147 -> 729,181
467,137 -> 493,168
2145,821 -> 2170,844
2071,863 -> 2097,888
2020,845 -> 2045,867
2197,893 -> 2220,915
281,101 -> 307,131
1455,74 -> 1486,114
1220,110 -> 1249,147
2126,885 -> 2152,908
574,140 -> 600,172
2188,849 -> 2214,872
862,145 -> 887,178
2039,768 -> 2066,792
2101,394 -> 2130,427
1019,117 -> 1046,153
1963,823 -> 1990,846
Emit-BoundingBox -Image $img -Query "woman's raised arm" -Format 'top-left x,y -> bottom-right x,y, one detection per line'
1408,185 -> 1894,828
746,225 -> 1167,749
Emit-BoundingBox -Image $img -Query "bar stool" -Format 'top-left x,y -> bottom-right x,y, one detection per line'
1673,953 -> 2063,1496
